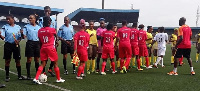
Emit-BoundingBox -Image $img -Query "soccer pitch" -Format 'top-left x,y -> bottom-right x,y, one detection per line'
0,41 -> 200,91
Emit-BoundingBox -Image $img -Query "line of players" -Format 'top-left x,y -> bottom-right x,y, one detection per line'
0,6 -> 196,84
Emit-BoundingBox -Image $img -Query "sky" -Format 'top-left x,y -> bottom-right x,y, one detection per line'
1,0 -> 200,28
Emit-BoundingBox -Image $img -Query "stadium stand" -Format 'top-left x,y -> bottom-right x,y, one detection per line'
0,2 -> 64,28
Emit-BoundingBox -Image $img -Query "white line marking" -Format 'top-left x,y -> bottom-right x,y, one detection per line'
0,68 -> 70,91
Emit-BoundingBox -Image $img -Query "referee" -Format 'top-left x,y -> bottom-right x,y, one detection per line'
22,15 -> 41,80
0,14 -> 25,82
58,16 -> 76,75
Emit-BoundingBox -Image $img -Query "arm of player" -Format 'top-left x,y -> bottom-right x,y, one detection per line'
54,34 -> 59,47
169,35 -> 174,42
0,31 -> 5,40
175,35 -> 183,49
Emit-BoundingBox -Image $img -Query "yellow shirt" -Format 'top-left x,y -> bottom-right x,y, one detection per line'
86,29 -> 97,45
198,33 -> 200,43
146,32 -> 153,44
152,32 -> 158,49
114,33 -> 118,46
171,34 -> 177,47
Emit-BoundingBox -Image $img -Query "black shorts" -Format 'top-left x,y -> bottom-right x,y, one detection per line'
25,40 -> 40,57
61,40 -> 74,54
3,42 -> 21,60
175,48 -> 191,58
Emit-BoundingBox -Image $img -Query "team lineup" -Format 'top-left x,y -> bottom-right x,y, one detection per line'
0,6 -> 197,85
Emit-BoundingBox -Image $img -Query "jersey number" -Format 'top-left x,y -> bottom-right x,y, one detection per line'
43,36 -> 48,43
106,37 -> 111,43
79,40 -> 84,46
123,33 -> 128,38
158,38 -> 163,42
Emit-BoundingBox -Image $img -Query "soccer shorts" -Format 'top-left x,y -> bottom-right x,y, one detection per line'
119,45 -> 132,58
139,45 -> 148,57
175,48 -> 191,58
3,42 -> 21,60
131,45 -> 139,56
88,44 -> 97,59
77,49 -> 88,61
61,40 -> 74,54
157,46 -> 166,56
102,47 -> 114,59
25,40 -> 40,57
40,46 -> 58,61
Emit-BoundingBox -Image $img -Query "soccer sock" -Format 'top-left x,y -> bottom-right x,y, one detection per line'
120,59 -> 125,70
173,68 -> 177,73
35,62 -> 39,72
155,57 -> 161,66
161,58 -> 164,67
111,61 -> 115,72
137,59 -> 141,69
63,59 -> 67,70
171,56 -> 174,63
73,64 -> 76,70
26,62 -> 31,76
101,61 -> 106,72
35,66 -> 43,80
140,57 -> 143,66
190,67 -> 194,72
82,63 -> 85,74
196,53 -> 199,61
149,57 -> 151,65
16,66 -> 21,77
117,59 -> 120,68
54,67 -> 60,80
96,57 -> 100,69
125,58 -> 131,69
43,67 -> 45,73
132,57 -> 135,66
92,60 -> 95,71
77,66 -> 83,77
49,61 -> 54,70
145,57 -> 149,67
5,66 -> 9,77
87,60 -> 91,71
179,56 -> 183,64
153,56 -> 157,64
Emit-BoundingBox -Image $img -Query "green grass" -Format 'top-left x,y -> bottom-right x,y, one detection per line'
0,41 -> 200,91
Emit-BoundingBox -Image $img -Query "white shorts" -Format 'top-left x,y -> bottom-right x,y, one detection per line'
157,46 -> 166,56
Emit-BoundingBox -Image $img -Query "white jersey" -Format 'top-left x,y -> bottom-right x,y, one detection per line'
153,33 -> 168,48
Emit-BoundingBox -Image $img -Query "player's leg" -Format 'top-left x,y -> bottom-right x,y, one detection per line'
63,54 -> 68,75
34,57 -> 39,72
70,53 -> 76,74
5,59 -> 11,82
96,53 -> 102,73
87,45 -> 92,74
179,55 -> 183,66
196,44 -> 200,62
69,41 -> 76,74
26,57 -> 32,79
77,61 -> 84,79
115,47 -> 120,70
148,47 -> 152,65
136,55 -> 143,71
144,46 -> 152,69
4,43 -> 12,82
33,60 -> 47,84
91,45 -> 97,73
153,49 -> 157,64
124,46 -> 132,70
101,59 -> 107,75
183,49 -> 195,75
53,61 -> 65,82
13,45 -> 25,80
171,47 -> 175,64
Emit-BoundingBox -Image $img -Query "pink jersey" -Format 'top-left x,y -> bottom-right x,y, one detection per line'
117,26 -> 131,45
101,30 -> 115,48
74,30 -> 90,50
138,30 -> 147,45
97,27 -> 106,46
130,28 -> 139,45
38,27 -> 56,48
177,25 -> 192,48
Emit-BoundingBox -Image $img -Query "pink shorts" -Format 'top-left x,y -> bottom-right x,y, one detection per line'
139,45 -> 148,57
40,47 -> 58,61
102,47 -> 114,59
132,45 -> 139,55
77,49 -> 88,61
119,45 -> 132,58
